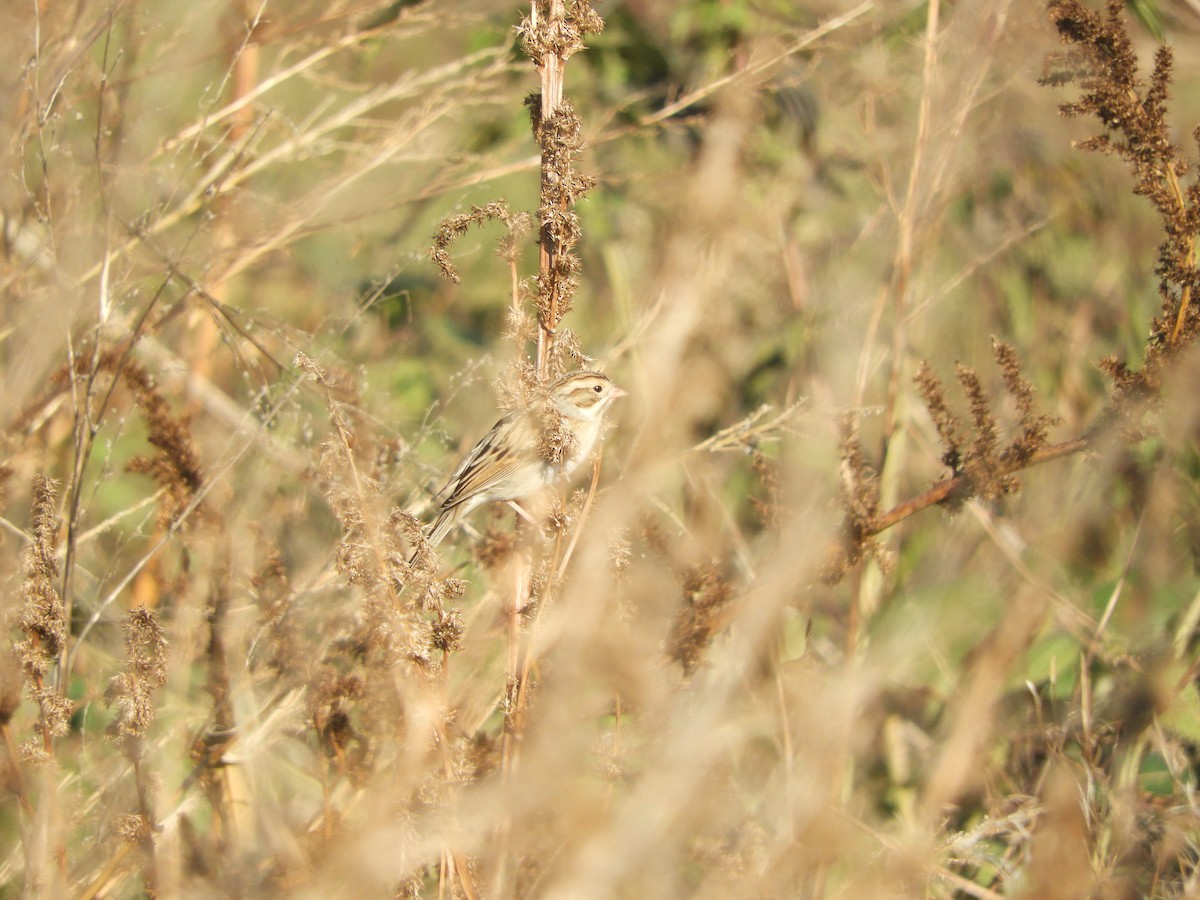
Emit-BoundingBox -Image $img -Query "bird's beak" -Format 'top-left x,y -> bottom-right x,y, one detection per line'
610,386 -> 629,399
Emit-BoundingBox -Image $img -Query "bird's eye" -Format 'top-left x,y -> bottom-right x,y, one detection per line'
593,384 -> 603,393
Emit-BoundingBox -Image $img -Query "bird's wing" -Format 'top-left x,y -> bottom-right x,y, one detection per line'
437,412 -> 538,510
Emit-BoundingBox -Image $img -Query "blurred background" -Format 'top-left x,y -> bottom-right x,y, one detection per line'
3,0 -> 1200,896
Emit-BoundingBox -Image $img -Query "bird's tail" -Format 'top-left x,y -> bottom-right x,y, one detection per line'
408,508 -> 455,565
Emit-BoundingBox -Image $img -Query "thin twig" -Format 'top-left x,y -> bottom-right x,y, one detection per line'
556,453 -> 602,580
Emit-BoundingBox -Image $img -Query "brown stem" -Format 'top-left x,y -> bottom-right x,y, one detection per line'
556,453 -> 602,580
869,435 -> 1091,537
501,554 -> 529,776
1164,163 -> 1196,343
535,0 -> 567,379
0,722 -> 33,817
131,755 -> 159,896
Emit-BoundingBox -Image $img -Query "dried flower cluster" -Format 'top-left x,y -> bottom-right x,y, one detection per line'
431,2 -> 602,383
516,0 -> 603,69
826,0 -> 1200,589
299,349 -> 468,791
821,416 -> 886,585
526,94 -> 597,356
13,476 -> 72,758
430,200 -> 530,286
105,607 -> 168,746
107,420 -> 192,888
123,360 -> 205,528
668,563 -> 736,675
749,451 -> 781,531
1044,0 -> 1200,399
308,667 -> 368,781
825,342 -> 1056,584
918,341 -> 1058,506
250,544 -> 299,676
306,355 -> 460,645
18,350 -> 205,529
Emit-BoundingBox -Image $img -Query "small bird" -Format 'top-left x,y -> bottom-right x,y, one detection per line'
419,370 -> 626,551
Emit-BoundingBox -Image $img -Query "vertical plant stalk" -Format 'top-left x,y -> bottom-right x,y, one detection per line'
481,9 -> 605,890
505,0 -> 602,741
501,557 -> 529,775
57,278 -> 175,688
881,0 -> 940,467
1165,161 -> 1196,342
555,454 -> 602,580
533,0 -> 567,377
522,0 -> 602,378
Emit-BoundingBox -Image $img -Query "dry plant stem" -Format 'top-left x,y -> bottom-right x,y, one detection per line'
870,434 -> 1089,537
501,556 -> 530,776
132,757 -> 159,894
77,842 -> 135,900
1087,511 -> 1144,659
57,339 -> 101,693
535,0 -> 568,378
204,571 -> 236,840
845,565 -> 864,658
1165,159 -> 1196,342
26,768 -> 67,895
164,16 -> 412,149
493,553 -> 530,896
0,724 -> 31,817
966,501 -> 1097,643
556,454 -> 602,580
504,458 -> 603,779
57,276 -> 176,688
76,42 -> 511,291
429,659 -> 480,899
494,6 -> 603,869
450,850 -> 479,900
920,588 -> 1049,818
770,642 -> 795,840
509,256 -> 521,335
321,754 -> 333,842
880,0 -> 939,468
691,403 -> 798,453
608,693 -> 622,806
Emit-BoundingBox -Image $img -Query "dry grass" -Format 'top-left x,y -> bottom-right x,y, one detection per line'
4,0 -> 1200,897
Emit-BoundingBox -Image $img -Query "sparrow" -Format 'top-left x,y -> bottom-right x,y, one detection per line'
420,370 -> 625,550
